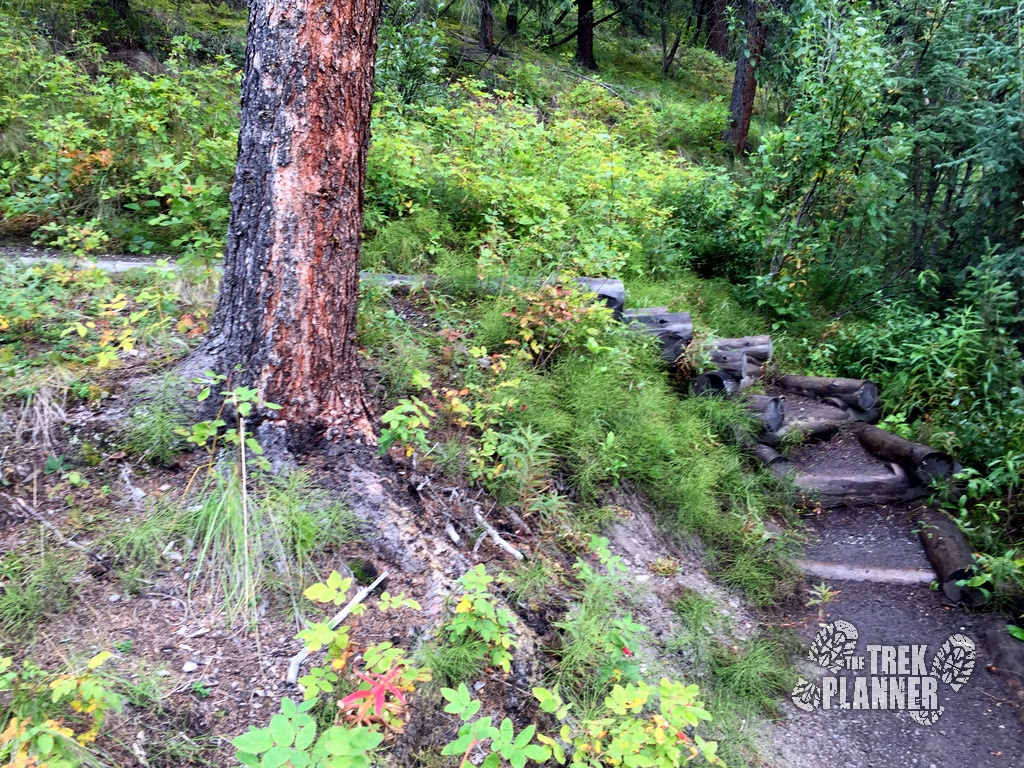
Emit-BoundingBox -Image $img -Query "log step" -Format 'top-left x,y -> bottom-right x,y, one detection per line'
854,424 -> 954,484
712,335 -> 773,363
918,510 -> 986,606
776,374 -> 880,410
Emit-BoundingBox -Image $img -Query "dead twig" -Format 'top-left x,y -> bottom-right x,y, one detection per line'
1,492 -> 102,563
285,571 -> 389,685
445,521 -> 463,546
474,507 -> 525,561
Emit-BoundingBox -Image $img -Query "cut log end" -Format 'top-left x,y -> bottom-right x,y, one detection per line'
746,394 -> 784,432
855,424 -> 954,484
692,371 -> 739,397
918,510 -> 986,606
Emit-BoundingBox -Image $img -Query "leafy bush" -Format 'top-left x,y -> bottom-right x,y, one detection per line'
368,82 -> 738,279
376,0 -> 446,105
657,99 -> 728,153
0,23 -> 238,260
0,652 -> 122,767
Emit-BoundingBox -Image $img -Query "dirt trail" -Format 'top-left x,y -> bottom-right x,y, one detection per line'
766,503 -> 1024,767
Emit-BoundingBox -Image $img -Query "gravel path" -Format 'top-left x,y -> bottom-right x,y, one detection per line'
768,505 -> 1023,768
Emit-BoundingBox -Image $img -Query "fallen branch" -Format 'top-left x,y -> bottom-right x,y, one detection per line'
2,492 -> 98,559
286,571 -> 389,685
556,69 -> 631,104
445,521 -> 463,546
474,508 -> 525,561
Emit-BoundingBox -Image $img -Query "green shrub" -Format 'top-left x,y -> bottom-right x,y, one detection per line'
657,99 -> 728,153
0,22 -> 238,260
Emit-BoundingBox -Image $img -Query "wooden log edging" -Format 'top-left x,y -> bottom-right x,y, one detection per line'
776,375 -> 879,410
624,311 -> 694,364
746,395 -> 784,432
853,424 -> 954,484
692,370 -> 740,396
794,462 -> 923,502
713,335 -> 773,363
917,510 -> 985,606
710,349 -> 749,380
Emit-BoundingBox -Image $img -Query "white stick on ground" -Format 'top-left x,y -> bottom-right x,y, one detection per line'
474,508 -> 525,561
285,571 -> 389,685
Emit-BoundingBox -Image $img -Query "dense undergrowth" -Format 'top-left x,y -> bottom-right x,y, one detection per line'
1,0 -> 1023,763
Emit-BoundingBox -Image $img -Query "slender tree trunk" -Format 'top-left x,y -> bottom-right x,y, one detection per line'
706,0 -> 728,55
723,0 -> 762,153
662,26 -> 682,76
575,0 -> 597,70
480,0 -> 495,51
205,0 -> 382,450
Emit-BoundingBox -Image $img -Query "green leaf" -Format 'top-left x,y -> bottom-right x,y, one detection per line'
1008,624 -> 1024,641
36,733 -> 54,755
514,724 -> 535,748
233,728 -> 274,755
268,714 -> 294,747
348,728 -> 384,752
523,744 -> 551,762
197,387 -> 211,402
294,722 -> 316,751
260,744 -> 292,768
441,734 -> 474,755
499,717 -> 514,745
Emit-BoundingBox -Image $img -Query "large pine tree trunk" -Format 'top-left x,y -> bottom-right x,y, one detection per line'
575,0 -> 598,70
723,0 -> 762,153
206,0 -> 382,450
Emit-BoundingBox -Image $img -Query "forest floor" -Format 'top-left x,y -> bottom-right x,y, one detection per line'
2,247 -> 1023,767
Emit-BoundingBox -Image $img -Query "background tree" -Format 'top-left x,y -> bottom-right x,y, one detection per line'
204,0 -> 383,450
480,0 -> 496,51
704,0 -> 728,55
723,0 -> 762,152
575,0 -> 598,68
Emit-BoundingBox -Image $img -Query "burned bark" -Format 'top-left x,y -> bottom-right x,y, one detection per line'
505,1 -> 519,36
204,0 -> 382,449
706,0 -> 728,56
480,0 -> 496,52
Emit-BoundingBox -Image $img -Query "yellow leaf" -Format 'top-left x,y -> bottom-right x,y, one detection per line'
455,598 -> 473,613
